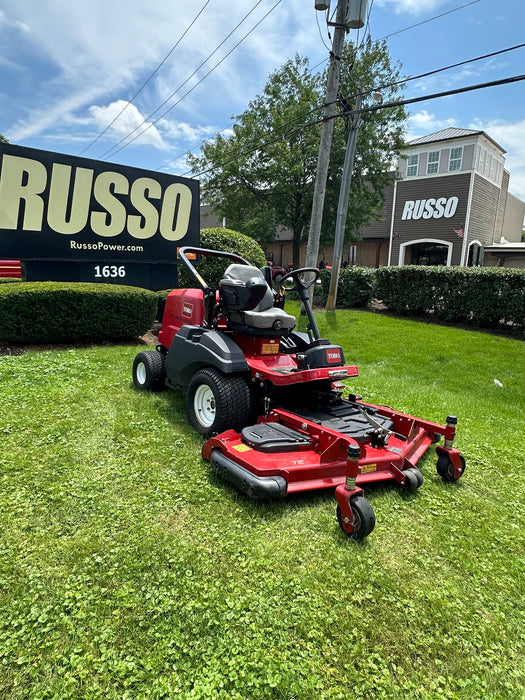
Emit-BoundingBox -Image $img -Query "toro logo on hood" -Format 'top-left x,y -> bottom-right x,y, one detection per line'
326,349 -> 342,364
182,303 -> 194,318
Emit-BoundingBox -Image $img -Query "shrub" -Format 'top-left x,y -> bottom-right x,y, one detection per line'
0,282 -> 158,344
178,228 -> 267,288
374,266 -> 525,333
317,267 -> 375,308
0,277 -> 21,285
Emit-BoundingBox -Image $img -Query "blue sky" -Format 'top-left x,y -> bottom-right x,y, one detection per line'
1,0 -> 524,200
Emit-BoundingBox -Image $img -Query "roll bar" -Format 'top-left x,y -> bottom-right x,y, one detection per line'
178,246 -> 252,327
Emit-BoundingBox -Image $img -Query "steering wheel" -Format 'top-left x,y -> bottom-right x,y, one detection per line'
278,267 -> 320,292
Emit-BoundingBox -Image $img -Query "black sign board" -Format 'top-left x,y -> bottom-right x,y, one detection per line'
0,143 -> 199,288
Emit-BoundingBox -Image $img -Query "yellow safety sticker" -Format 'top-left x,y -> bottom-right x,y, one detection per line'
233,444 -> 252,452
262,343 -> 280,355
361,463 -> 377,474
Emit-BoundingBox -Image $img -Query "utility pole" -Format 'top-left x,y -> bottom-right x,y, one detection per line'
325,85 -> 362,311
304,0 -> 349,292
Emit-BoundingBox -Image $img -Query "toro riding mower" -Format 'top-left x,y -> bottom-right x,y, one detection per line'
133,247 -> 466,539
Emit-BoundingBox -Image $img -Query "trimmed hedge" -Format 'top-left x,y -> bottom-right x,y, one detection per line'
374,266 -> 525,333
178,228 -> 267,289
0,277 -> 21,285
318,267 -> 375,307
0,282 -> 158,344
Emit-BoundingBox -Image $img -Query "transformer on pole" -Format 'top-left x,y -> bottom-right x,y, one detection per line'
346,0 -> 368,29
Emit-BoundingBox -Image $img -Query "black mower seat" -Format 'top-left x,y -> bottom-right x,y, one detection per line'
220,264 -> 296,333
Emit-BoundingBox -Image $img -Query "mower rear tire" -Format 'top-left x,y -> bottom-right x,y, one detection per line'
337,496 -> 376,540
436,453 -> 466,482
133,351 -> 166,391
187,367 -> 252,438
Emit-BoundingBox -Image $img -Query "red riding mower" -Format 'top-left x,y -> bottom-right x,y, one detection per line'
133,247 -> 466,539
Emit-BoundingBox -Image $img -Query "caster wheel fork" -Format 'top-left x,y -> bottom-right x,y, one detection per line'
335,489 -> 376,540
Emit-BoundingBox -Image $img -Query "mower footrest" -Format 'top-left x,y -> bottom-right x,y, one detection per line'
241,423 -> 313,452
210,449 -> 287,500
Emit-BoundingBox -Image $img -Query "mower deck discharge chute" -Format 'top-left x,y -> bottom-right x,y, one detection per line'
133,247 -> 466,539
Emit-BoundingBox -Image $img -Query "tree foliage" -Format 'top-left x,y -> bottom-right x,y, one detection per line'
188,42 -> 407,266
0,134 -> 8,143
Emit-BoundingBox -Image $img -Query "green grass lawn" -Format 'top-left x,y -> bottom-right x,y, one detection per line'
0,306 -> 523,699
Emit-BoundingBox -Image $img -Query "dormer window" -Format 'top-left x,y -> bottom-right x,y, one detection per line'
407,154 -> 419,177
427,150 -> 440,174
449,146 -> 463,172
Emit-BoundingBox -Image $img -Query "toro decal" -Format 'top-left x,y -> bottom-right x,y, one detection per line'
326,349 -> 342,364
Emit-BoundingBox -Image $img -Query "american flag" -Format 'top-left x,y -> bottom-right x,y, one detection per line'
454,225 -> 464,238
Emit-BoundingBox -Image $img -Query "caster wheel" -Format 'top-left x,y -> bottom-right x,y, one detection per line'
337,496 -> 375,540
437,453 -> 466,482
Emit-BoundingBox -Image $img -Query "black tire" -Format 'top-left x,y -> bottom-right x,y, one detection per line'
132,351 -> 166,391
403,467 -> 424,490
410,467 -> 424,488
337,496 -> 376,540
186,367 -> 252,438
436,453 -> 466,482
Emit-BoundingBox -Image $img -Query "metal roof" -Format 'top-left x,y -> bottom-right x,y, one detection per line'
408,128 -> 505,153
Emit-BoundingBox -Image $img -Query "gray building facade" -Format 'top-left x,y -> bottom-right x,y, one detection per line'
360,128 -> 525,268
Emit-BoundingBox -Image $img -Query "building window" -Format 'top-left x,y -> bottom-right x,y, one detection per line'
478,148 -> 485,173
409,242 -> 449,266
427,150 -> 440,174
467,242 -> 484,267
407,154 -> 418,177
484,154 -> 491,177
449,146 -> 463,171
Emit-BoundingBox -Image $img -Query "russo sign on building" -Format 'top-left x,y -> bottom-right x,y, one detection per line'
0,143 -> 200,288
401,196 -> 459,221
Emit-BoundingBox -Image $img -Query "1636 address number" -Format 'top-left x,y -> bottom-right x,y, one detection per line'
94,265 -> 126,279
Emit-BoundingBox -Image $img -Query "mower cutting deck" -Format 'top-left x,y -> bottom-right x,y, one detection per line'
132,246 -> 466,539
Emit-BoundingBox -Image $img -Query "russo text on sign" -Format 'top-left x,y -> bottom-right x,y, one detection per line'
0,143 -> 199,262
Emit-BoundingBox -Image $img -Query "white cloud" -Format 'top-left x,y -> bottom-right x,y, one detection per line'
0,9 -> 30,33
87,101 -> 165,150
406,110 -> 457,139
160,121 -> 218,144
3,0 -> 306,150
375,0 -> 447,14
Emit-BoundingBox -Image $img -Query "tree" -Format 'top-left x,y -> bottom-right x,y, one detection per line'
0,134 -> 8,143
188,42 -> 407,266
188,55 -> 320,266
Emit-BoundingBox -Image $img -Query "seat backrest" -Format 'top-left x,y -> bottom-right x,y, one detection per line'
222,264 -> 274,312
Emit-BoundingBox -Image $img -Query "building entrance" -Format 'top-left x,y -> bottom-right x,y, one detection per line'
409,242 -> 448,266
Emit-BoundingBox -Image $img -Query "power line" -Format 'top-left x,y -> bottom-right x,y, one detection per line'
98,0 -> 276,161
378,0 -> 481,41
374,42 -> 525,95
79,0 -> 213,156
176,41 -> 525,177
174,99 -> 327,175
187,73 -> 525,179
311,0 -> 481,77
169,0 -> 496,173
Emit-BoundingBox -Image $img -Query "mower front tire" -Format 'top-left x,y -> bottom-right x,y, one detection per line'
337,496 -> 376,540
436,453 -> 466,482
133,351 -> 166,391
186,367 -> 252,438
